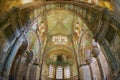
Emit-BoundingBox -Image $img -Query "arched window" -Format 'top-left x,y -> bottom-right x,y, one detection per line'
64,66 -> 71,79
48,65 -> 71,79
48,65 -> 54,78
56,66 -> 63,79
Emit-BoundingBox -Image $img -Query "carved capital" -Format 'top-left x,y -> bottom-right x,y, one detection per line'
92,48 -> 100,58
86,58 -> 92,64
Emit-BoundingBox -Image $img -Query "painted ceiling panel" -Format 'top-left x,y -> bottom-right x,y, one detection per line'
47,10 -> 74,35
50,23 -> 69,35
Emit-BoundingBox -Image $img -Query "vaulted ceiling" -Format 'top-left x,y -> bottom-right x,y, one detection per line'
0,0 -> 119,13
47,10 -> 74,36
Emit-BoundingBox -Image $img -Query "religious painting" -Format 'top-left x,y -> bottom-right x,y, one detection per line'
43,6 -> 46,12
51,4 -> 55,9
38,22 -> 46,42
39,6 -> 42,13
80,8 -> 82,14
37,8 -> 40,16
87,12 -> 91,21
32,37 -> 40,55
87,12 -> 95,25
38,18 -> 42,27
27,31 -> 36,47
79,7 -> 82,13
27,31 -> 40,55
34,9 -> 38,18
74,6 -> 78,11
76,6 -> 80,13
82,9 -> 87,18
40,6 -> 44,12
65,4 -> 69,9
54,3 -> 59,9
29,10 -> 34,21
46,4 -> 50,10
69,4 -> 73,10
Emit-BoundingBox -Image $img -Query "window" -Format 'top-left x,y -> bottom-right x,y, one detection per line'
48,66 -> 71,79
48,65 -> 54,78
56,66 -> 63,79
64,66 -> 70,79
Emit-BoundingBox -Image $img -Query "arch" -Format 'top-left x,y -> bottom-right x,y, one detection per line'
6,39 -> 28,80
46,45 -> 74,55
16,1 -> 104,35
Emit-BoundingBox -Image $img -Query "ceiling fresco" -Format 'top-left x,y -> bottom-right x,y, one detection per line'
47,9 -> 74,36
0,0 -> 119,13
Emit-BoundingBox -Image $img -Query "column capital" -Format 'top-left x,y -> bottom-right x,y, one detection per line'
86,58 -> 92,65
92,48 -> 100,58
